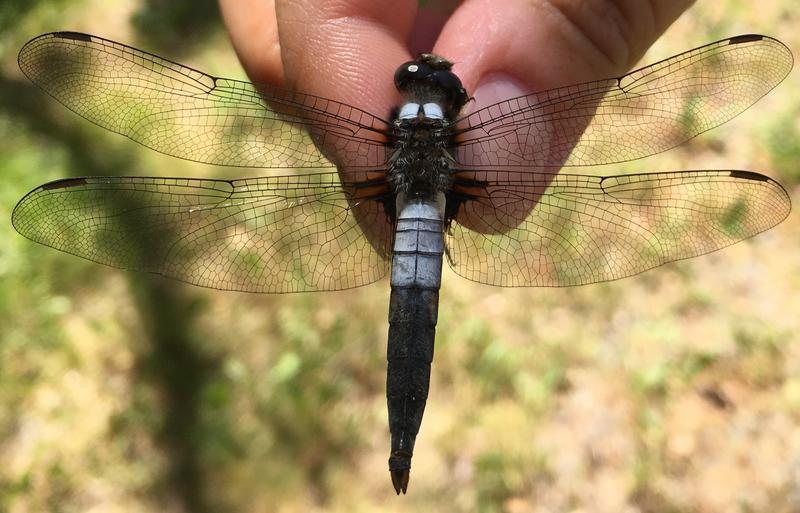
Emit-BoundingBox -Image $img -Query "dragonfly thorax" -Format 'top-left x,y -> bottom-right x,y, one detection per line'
388,115 -> 454,199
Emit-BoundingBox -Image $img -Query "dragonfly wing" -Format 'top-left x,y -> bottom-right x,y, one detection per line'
12,172 -> 394,292
445,170 -> 790,286
453,35 -> 793,168
18,32 -> 391,170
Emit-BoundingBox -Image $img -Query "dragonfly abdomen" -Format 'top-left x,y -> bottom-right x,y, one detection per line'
386,194 -> 445,494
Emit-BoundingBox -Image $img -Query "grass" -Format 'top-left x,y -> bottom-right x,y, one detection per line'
1,1 -> 799,512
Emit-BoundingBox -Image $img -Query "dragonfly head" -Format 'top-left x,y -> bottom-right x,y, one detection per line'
394,53 -> 468,120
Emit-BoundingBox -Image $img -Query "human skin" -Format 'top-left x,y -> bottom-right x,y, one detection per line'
219,0 -> 695,119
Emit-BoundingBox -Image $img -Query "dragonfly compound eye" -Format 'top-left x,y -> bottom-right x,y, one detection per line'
394,60 -> 435,93
430,70 -> 468,117
394,57 -> 468,118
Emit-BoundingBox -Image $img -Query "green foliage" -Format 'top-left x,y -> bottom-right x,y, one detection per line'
0,0 -> 68,32
131,0 -> 223,54
0,1 -> 797,512
766,108 -> 800,184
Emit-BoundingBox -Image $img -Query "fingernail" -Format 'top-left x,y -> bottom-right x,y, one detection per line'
468,72 -> 531,114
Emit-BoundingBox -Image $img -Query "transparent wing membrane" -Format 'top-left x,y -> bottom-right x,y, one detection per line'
453,35 -> 793,168
12,173 -> 393,292
447,170 -> 791,286
17,32 -> 391,170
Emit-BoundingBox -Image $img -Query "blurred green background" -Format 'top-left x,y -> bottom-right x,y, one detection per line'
1,1 -> 799,512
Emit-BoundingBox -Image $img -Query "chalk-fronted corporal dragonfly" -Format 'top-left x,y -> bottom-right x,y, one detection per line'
13,32 -> 792,494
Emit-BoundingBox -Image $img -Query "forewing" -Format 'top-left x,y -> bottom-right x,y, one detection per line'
17,32 -> 390,169
446,170 -> 790,286
12,173 -> 393,292
453,35 -> 793,168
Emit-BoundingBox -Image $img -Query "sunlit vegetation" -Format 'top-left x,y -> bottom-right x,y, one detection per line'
0,1 -> 798,512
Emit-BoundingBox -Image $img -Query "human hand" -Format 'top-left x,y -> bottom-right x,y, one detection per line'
219,0 -> 695,119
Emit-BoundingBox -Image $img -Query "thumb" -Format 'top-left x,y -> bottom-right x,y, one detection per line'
434,0 -> 695,112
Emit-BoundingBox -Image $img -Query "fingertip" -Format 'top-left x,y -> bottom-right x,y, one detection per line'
467,72 -> 532,116
276,0 -> 419,118
432,0 -> 562,103
434,0 -> 694,110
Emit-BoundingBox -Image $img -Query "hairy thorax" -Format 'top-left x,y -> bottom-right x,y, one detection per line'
388,117 -> 454,199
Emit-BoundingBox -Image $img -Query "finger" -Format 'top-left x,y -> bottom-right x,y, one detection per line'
275,0 -> 419,119
433,0 -> 694,234
219,0 -> 284,86
435,0 -> 695,108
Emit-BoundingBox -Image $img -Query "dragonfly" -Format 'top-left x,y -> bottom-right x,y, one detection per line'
12,32 -> 792,494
